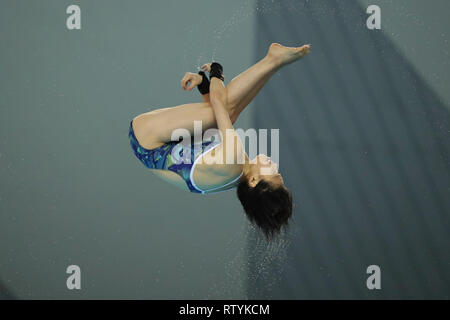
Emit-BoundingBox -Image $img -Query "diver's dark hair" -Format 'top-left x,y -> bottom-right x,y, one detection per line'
237,176 -> 293,240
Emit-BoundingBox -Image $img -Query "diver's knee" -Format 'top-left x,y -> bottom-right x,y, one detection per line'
133,113 -> 162,140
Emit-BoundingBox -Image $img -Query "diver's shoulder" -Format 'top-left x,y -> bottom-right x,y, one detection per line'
196,162 -> 242,178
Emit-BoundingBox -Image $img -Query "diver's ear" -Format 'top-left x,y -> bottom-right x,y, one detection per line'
248,175 -> 258,188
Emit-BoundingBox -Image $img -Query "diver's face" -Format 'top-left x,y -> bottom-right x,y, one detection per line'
251,154 -> 284,186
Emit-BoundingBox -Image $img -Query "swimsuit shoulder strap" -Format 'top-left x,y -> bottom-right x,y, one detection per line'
201,168 -> 244,194
190,142 -> 243,194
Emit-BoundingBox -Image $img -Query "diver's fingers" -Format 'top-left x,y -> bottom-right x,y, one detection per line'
187,82 -> 196,91
181,73 -> 191,90
183,80 -> 191,91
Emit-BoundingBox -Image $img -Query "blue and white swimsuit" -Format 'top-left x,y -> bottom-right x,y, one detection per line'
128,120 -> 243,194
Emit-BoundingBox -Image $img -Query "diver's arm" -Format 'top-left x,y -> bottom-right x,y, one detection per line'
201,93 -> 210,103
197,71 -> 211,103
209,77 -> 244,165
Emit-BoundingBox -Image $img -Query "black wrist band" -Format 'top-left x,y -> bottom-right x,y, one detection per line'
197,71 -> 210,95
209,62 -> 224,81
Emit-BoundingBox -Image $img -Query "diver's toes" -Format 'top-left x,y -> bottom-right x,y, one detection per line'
299,45 -> 311,55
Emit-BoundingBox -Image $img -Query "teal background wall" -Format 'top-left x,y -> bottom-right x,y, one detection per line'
249,0 -> 450,299
357,0 -> 450,108
0,0 -> 256,299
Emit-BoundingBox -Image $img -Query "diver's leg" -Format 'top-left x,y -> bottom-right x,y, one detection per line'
131,57 -> 275,150
225,56 -> 278,120
132,43 -> 310,150
132,102 -> 216,150
226,43 -> 310,119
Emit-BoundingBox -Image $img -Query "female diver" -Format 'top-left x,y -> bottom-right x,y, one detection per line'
129,43 -> 310,239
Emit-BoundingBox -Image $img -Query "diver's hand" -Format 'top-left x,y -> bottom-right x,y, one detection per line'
181,72 -> 203,91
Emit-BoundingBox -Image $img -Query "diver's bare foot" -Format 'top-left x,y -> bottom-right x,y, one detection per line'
267,43 -> 311,67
